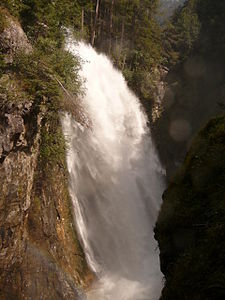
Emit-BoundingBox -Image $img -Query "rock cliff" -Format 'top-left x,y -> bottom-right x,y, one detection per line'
155,115 -> 225,299
0,10 -> 92,300
0,9 -> 32,63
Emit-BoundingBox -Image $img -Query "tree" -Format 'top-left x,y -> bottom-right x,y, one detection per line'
91,0 -> 100,46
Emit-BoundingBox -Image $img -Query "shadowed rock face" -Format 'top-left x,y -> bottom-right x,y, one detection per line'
152,56 -> 224,180
151,0 -> 225,181
155,115 -> 225,300
0,11 -> 92,299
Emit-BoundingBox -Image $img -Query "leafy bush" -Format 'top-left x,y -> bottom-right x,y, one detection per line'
40,112 -> 66,166
12,37 -> 81,109
10,37 -> 81,168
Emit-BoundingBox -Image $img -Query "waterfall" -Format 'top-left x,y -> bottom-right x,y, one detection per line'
62,40 -> 165,300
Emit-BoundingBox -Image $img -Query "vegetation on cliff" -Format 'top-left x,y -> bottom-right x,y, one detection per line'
0,1 -> 93,298
0,0 -> 83,169
155,115 -> 225,299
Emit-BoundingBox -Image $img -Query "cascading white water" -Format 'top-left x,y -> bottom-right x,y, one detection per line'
62,40 -> 165,300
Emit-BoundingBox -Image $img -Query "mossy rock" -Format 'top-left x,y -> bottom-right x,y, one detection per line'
155,114 -> 225,300
0,74 -> 33,110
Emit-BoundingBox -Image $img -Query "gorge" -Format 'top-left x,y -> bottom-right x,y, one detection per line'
0,0 -> 225,299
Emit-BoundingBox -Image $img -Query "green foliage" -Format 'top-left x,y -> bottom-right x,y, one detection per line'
10,40 -> 81,168
1,0 -> 25,17
163,0 -> 201,66
1,0 -> 164,105
1,0 -> 83,43
13,51 -> 58,101
0,74 -> 32,110
40,112 -> 66,166
35,38 -> 81,94
79,0 -> 163,103
0,2 -> 82,171
12,37 -> 81,109
163,0 -> 225,67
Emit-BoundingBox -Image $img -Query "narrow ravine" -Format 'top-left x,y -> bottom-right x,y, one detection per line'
62,40 -> 165,300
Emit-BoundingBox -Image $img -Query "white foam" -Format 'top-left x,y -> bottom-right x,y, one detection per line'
62,40 -> 165,300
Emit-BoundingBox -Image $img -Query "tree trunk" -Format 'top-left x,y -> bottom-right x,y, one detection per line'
81,9 -> 84,35
108,0 -> 114,55
91,0 -> 100,46
131,8 -> 137,49
120,17 -> 125,52
122,53 -> 126,71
